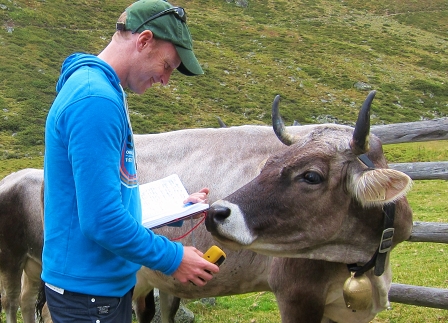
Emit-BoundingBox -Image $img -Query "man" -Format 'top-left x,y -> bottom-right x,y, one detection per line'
42,1 -> 218,322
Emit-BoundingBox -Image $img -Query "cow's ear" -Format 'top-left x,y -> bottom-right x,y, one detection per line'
352,169 -> 413,207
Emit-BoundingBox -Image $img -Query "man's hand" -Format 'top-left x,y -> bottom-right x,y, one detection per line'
183,187 -> 209,219
183,187 -> 209,204
172,246 -> 219,286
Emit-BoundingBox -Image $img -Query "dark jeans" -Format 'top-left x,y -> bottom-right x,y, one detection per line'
45,285 -> 133,323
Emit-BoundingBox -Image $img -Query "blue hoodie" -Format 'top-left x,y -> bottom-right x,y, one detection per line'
42,53 -> 183,297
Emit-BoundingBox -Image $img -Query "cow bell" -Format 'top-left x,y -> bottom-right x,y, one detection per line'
343,272 -> 373,312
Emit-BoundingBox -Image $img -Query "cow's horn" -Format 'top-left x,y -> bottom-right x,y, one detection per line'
350,90 -> 376,155
272,95 -> 295,146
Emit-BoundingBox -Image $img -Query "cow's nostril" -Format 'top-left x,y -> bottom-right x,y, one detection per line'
205,205 -> 231,233
210,205 -> 231,222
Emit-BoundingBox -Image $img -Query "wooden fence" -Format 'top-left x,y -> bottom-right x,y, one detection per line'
372,117 -> 448,310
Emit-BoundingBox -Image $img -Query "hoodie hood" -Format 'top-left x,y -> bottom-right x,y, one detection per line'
56,53 -> 121,94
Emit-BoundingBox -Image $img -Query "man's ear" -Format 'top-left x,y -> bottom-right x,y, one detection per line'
136,30 -> 155,51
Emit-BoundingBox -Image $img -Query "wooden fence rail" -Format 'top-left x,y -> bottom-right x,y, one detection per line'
407,222 -> 448,244
389,284 -> 448,310
371,117 -> 448,144
389,162 -> 448,180
388,222 -> 448,309
373,118 -> 448,310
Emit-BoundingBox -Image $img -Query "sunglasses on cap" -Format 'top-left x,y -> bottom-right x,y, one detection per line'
116,7 -> 187,33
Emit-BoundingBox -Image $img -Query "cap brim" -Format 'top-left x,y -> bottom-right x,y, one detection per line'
175,46 -> 204,76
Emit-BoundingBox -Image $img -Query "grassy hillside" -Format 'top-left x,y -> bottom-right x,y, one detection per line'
0,1 -> 447,322
0,0 -> 447,160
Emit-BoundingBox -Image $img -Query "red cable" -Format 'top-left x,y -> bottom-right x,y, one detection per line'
171,213 -> 206,241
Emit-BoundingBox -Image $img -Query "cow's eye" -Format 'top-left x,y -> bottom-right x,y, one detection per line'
303,171 -> 323,184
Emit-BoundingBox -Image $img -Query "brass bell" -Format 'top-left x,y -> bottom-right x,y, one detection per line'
343,272 -> 373,312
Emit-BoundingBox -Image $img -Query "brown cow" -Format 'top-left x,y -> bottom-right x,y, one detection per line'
205,91 -> 413,322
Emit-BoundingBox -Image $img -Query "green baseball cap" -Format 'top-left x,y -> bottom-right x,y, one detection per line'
118,0 -> 203,76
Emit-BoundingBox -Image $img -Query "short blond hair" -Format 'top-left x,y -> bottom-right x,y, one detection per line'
114,10 -> 164,43
117,11 -> 126,24
114,11 -> 130,40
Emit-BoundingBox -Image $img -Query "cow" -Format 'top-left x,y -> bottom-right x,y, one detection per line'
0,168 -> 44,323
3,92 -> 412,323
205,91 -> 413,322
0,124 -> 287,323
2,121 -> 284,323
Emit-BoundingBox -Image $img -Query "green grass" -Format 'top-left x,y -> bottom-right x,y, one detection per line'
186,292 -> 280,323
0,0 -> 447,322
385,141 -> 448,163
0,157 -> 43,178
1,0 -> 447,158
